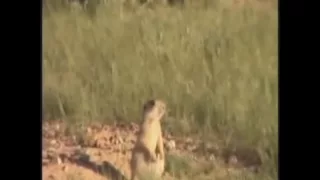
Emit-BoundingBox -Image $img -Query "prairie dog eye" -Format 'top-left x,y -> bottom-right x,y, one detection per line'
143,100 -> 155,112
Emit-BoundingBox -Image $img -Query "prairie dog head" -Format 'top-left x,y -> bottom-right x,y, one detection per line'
143,99 -> 167,122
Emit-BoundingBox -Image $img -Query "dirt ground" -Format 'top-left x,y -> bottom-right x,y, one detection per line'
42,120 -> 262,180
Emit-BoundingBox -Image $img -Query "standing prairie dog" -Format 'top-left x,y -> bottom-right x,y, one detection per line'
130,99 -> 167,180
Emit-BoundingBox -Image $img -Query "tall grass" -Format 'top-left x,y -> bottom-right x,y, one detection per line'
43,0 -> 278,178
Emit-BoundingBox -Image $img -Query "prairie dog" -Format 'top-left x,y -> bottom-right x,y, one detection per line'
130,99 -> 167,180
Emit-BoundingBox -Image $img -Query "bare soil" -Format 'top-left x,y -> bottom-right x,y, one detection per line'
42,120 -> 262,180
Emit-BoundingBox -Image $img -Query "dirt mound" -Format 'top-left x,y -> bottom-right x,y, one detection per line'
42,121 -> 262,180
43,163 -> 108,180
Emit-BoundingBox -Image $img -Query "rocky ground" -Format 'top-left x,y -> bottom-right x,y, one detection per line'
42,120 -> 262,180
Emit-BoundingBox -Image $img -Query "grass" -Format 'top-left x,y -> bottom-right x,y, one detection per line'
43,0 -> 278,179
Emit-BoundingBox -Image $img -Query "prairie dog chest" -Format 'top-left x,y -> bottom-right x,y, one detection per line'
138,121 -> 161,144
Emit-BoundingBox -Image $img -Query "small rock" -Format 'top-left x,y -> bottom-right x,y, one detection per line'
50,140 -> 57,145
186,137 -> 193,143
228,155 -> 238,165
87,127 -> 92,134
191,155 -> 198,161
165,140 -> 176,150
186,144 -> 197,152
209,154 -> 216,161
72,135 -> 77,142
55,124 -> 60,131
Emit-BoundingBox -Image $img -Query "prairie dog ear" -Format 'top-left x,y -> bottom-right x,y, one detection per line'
143,99 -> 156,113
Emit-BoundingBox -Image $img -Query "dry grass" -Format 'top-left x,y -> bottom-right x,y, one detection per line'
43,0 -> 278,179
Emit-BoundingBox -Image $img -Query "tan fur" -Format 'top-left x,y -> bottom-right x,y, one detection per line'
130,99 -> 166,180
